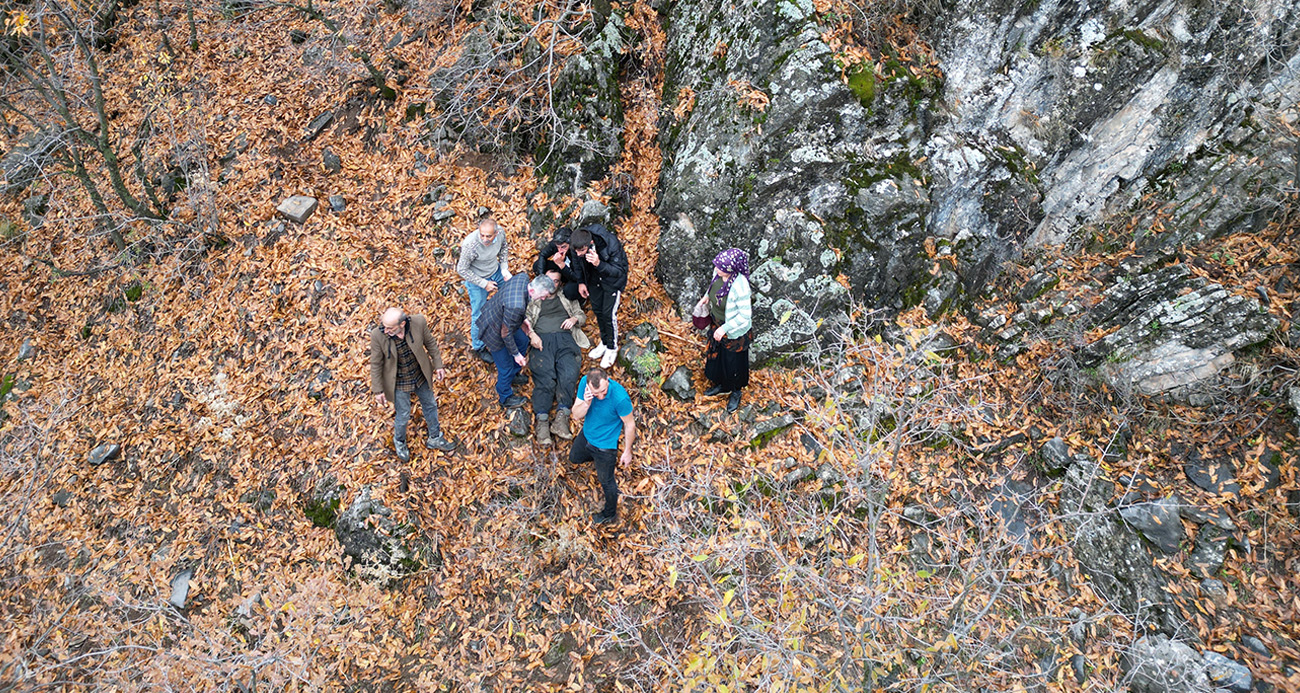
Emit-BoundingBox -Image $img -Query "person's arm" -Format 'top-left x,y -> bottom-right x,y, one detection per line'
720,275 -> 752,339
456,236 -> 486,287
369,332 -> 387,405
560,295 -> 586,330
498,234 -> 511,280
571,379 -> 592,421
619,413 -> 636,466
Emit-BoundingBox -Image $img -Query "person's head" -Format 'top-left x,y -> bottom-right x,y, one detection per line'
569,228 -> 592,255
545,269 -> 562,286
380,307 -> 407,336
528,274 -> 557,300
477,215 -> 498,244
587,367 -> 609,399
712,248 -> 749,281
551,227 -> 572,256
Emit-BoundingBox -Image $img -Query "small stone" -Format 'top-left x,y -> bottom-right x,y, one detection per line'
1201,651 -> 1252,693
751,414 -> 796,446
1119,497 -> 1184,555
476,206 -> 490,217
782,466 -> 814,485
660,366 -> 695,402
276,195 -> 319,224
322,148 -> 342,174
329,195 -> 346,212
290,29 -> 309,44
1242,635 -> 1271,658
87,443 -> 121,466
800,432 -> 823,458
17,337 -> 34,361
432,209 -> 455,222
263,94 -> 278,106
1070,654 -> 1088,684
578,199 -> 610,225
508,408 -> 530,437
1255,286 -> 1269,305
52,491 -> 73,508
1039,437 -> 1072,473
169,568 -> 192,609
1181,450 -> 1241,497
815,462 -> 842,485
303,111 -> 334,142
1200,578 -> 1230,606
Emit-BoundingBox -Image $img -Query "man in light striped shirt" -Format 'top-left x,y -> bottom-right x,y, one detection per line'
457,215 -> 511,362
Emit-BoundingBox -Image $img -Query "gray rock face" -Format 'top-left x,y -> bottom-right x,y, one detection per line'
1187,525 -> 1231,579
654,0 -> 1299,360
333,486 -> 418,582
618,323 -> 663,384
1177,444 -> 1242,497
1119,497 -> 1184,555
1062,457 -> 1185,635
1079,264 -> 1276,400
276,196 -> 319,224
1123,634 -> 1211,693
1039,437 -> 1072,474
660,365 -> 695,401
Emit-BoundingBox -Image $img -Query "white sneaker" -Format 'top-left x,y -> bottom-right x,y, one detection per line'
600,347 -> 618,369
588,343 -> 607,360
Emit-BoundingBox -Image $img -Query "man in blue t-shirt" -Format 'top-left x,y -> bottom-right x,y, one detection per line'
570,367 -> 636,525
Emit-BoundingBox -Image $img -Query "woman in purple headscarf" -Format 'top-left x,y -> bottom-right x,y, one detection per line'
692,248 -> 753,413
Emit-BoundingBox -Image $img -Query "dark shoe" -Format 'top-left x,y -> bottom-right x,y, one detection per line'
726,390 -> 742,413
502,394 -> 527,409
425,435 -> 456,452
475,347 -> 494,363
592,511 -> 618,525
512,371 -> 529,387
551,409 -> 573,440
704,385 -> 724,397
394,439 -> 410,462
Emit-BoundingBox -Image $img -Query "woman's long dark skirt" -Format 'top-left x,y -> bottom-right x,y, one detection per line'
704,327 -> 752,393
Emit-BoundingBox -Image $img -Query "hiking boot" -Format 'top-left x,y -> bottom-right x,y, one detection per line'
599,347 -> 618,370
704,384 -> 724,397
727,389 -> 743,413
512,371 -> 529,387
535,417 -> 552,446
551,409 -> 573,440
588,343 -> 607,360
592,511 -> 618,525
394,439 -> 410,462
475,347 -> 494,363
502,394 -> 527,409
425,435 -> 456,452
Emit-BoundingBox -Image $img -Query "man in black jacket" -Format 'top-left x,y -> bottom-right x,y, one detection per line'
568,224 -> 628,369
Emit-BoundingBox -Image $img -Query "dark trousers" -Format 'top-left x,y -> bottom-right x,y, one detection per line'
393,379 -> 441,443
588,286 -> 621,350
570,430 -> 618,516
489,328 -> 531,404
530,332 -> 580,416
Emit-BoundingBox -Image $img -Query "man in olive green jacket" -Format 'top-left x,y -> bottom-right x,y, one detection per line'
369,307 -> 456,460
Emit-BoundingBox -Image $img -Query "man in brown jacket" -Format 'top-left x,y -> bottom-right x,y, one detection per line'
369,307 -> 456,461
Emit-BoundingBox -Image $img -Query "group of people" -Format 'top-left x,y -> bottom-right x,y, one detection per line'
368,214 -> 753,525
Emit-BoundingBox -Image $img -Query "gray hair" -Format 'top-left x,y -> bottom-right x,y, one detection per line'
529,275 -> 557,295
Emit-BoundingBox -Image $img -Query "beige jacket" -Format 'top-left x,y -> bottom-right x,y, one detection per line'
525,293 -> 590,349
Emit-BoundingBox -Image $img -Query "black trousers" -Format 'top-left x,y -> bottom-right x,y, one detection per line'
570,430 -> 618,516
588,285 -> 620,350
529,332 -> 580,416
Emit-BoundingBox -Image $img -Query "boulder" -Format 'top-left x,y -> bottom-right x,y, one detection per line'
1038,437 -> 1072,474
276,196 -> 319,224
508,408 -> 530,438
333,486 -> 418,582
1119,497 -> 1185,555
1122,634 -> 1211,693
1178,445 -> 1241,497
660,365 -> 695,402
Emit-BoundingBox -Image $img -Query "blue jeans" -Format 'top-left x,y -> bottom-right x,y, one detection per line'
489,328 -> 530,404
466,269 -> 504,351
393,379 -> 441,443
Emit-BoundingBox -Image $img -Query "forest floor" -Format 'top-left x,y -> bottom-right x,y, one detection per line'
0,0 -> 1298,690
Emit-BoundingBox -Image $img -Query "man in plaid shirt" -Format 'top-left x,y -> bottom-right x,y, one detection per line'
478,274 -> 557,409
